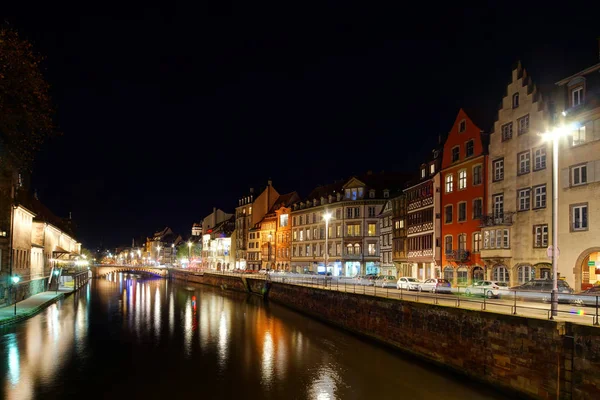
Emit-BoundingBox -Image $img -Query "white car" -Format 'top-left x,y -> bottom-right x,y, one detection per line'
464,280 -> 502,298
397,277 -> 420,291
418,278 -> 452,293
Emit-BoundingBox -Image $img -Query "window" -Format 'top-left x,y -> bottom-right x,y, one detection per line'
483,229 -> 509,249
533,224 -> 548,248
518,188 -> 531,211
571,204 -> 588,231
517,114 -> 529,134
279,214 -> 289,227
336,225 -> 341,237
572,86 -> 583,107
493,194 -> 504,218
473,232 -> 482,253
473,164 -> 482,185
472,199 -> 482,219
421,168 -> 426,178
458,170 -> 467,190
445,174 -> 454,193
368,223 -> 376,236
493,159 -> 504,181
501,123 -> 513,141
369,189 -> 375,198
394,221 -> 400,230
368,206 -> 376,217
572,164 -> 587,186
293,230 -> 297,240
458,233 -> 466,251
517,265 -> 535,284
299,230 -> 303,241
534,147 -> 546,170
383,190 -> 389,198
429,164 -> 435,175
518,151 -> 530,174
512,93 -> 519,108
368,243 -> 376,256
534,185 -> 546,208
452,146 -> 460,162
347,208 -> 352,218
458,202 -> 466,222
493,266 -> 509,283
354,207 -> 360,218
445,205 -> 453,224
445,235 -> 453,253
572,125 -> 586,146
459,119 -> 466,133
465,140 -> 474,157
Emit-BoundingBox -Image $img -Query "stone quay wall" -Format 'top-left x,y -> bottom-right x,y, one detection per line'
170,271 -> 600,400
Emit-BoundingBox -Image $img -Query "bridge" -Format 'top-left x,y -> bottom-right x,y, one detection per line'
92,265 -> 168,278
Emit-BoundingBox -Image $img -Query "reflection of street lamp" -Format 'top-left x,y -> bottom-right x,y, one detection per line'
541,122 -> 578,318
11,275 -> 20,315
53,269 -> 60,294
188,241 -> 192,262
323,212 -> 332,275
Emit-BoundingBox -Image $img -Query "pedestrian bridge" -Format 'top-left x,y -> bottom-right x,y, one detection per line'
93,265 -> 168,278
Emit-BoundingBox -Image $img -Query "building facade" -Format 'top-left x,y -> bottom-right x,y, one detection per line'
554,58 -> 600,290
440,109 -> 488,286
202,215 -> 235,270
234,181 -> 279,269
481,63 -> 553,286
379,199 -> 395,276
404,152 -> 442,280
391,194 -> 409,276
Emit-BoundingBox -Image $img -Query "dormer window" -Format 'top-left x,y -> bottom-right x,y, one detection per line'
345,189 -> 351,199
572,86 -> 583,107
458,119 -> 466,133
512,92 -> 519,108
429,164 -> 435,175
358,188 -> 364,198
369,189 -> 375,198
383,189 -> 390,198
336,192 -> 342,201
421,168 -> 426,178
313,199 -> 317,207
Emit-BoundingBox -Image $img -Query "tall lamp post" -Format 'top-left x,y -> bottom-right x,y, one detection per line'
53,269 -> 60,294
11,275 -> 20,315
323,212 -> 332,275
541,122 -> 577,318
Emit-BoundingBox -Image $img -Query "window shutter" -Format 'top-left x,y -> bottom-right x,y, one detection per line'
594,119 -> 600,141
588,161 -> 596,183
561,168 -> 570,189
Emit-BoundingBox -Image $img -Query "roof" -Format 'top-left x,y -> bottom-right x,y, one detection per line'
555,62 -> 600,85
267,191 -> 300,213
15,189 -> 75,237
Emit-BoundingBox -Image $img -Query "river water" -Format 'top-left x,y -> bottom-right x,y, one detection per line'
0,274 -> 509,399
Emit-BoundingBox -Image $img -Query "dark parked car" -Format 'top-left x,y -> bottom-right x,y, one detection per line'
510,279 -> 574,303
571,285 -> 600,307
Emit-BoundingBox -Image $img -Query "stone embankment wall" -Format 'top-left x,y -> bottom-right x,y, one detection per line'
1,277 -> 49,306
170,271 -> 600,400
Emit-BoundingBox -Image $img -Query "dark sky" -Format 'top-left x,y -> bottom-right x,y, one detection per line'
2,2 -> 600,249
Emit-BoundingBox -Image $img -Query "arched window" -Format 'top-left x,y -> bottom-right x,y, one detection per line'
346,244 -> 353,255
457,266 -> 468,285
493,265 -> 509,282
517,264 -> 535,283
512,92 -> 519,108
443,266 -> 454,281
354,243 -> 361,254
539,266 -> 551,280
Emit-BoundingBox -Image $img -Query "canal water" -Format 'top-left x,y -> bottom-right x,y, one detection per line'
0,274 -> 509,399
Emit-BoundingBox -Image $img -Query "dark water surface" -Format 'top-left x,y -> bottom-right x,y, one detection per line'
0,274 -> 509,399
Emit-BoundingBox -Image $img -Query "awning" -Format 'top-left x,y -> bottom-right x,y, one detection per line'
53,246 -> 71,259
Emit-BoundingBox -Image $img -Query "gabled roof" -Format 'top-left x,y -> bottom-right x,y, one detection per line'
15,189 -> 75,237
268,191 -> 300,213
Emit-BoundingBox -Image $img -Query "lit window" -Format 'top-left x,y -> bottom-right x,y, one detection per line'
421,168 -> 426,178
279,214 -> 289,227
458,170 -> 467,190
572,86 -> 583,107
445,174 -> 454,193
368,223 -> 376,236
429,164 -> 435,174
572,125 -> 586,146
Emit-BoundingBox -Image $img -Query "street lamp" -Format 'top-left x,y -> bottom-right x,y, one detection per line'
541,122 -> 578,318
11,275 -> 20,315
53,269 -> 60,294
323,212 -> 332,275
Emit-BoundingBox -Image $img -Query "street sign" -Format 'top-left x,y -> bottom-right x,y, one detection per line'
588,260 -> 596,267
547,246 -> 560,259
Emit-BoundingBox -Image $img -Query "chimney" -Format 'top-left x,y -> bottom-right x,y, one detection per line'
267,179 -> 272,186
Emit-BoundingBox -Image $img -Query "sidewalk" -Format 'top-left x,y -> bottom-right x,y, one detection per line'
0,287 -> 73,326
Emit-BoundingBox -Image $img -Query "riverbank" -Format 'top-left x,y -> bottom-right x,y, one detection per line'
169,270 -> 600,400
0,288 -> 71,326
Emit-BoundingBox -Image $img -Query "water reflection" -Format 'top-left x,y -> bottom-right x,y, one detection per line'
0,275 -> 507,400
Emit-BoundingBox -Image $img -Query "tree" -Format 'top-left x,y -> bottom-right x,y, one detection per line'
0,26 -> 57,172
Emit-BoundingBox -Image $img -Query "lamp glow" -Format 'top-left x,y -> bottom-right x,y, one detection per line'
11,276 -> 20,284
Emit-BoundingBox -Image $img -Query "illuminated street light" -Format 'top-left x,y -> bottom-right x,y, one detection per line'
11,275 -> 20,315
323,212 -> 332,276
53,269 -> 60,294
540,122 -> 578,318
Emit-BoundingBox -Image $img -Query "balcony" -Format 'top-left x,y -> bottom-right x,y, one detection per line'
445,249 -> 470,263
479,212 -> 515,227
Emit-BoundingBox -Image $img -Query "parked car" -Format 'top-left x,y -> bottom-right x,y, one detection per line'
376,275 -> 397,288
570,285 -> 600,307
510,279 -> 574,303
418,278 -> 452,293
396,277 -> 420,291
464,280 -> 503,298
356,275 -> 376,286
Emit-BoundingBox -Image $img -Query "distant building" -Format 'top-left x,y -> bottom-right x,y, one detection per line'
378,198 -> 395,276
146,227 -> 181,266
202,215 -> 235,270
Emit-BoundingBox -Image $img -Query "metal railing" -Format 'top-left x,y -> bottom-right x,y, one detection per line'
194,270 -> 600,326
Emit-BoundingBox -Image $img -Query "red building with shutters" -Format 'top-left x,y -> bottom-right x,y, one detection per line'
440,109 -> 488,286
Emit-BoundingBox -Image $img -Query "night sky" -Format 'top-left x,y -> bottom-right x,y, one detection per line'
2,3 -> 599,249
